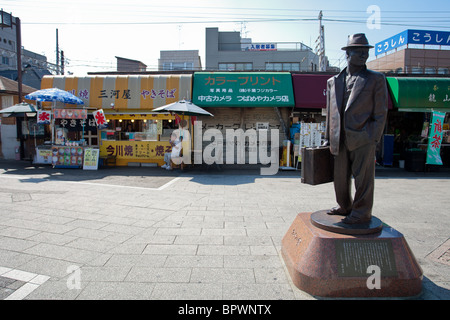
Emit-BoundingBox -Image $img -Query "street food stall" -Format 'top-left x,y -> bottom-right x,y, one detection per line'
39,74 -> 193,167
0,101 -> 46,162
25,88 -> 90,168
99,111 -> 182,166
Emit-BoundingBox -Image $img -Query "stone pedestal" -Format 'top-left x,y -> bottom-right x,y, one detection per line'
281,212 -> 423,298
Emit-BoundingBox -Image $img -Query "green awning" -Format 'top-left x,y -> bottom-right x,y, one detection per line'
193,72 -> 294,107
387,77 -> 450,112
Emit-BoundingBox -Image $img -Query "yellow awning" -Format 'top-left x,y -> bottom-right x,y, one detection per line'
40,74 -> 192,110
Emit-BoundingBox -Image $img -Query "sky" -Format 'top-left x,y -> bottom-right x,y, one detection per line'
3,0 -> 450,75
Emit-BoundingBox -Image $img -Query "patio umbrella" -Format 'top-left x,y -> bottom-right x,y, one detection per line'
152,100 -> 213,117
25,88 -> 84,145
0,102 -> 38,160
0,102 -> 37,117
25,88 -> 84,105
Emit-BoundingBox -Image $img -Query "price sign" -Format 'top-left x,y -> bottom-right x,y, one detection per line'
83,148 -> 99,170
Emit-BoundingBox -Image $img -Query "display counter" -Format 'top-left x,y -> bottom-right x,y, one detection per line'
99,140 -> 172,166
99,112 -> 190,167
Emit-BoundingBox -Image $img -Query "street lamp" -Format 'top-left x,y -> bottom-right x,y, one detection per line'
1,9 -> 23,102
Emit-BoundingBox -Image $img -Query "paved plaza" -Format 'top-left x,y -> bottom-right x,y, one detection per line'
0,160 -> 448,300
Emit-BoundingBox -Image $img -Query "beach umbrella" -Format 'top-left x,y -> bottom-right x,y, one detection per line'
0,102 -> 37,117
152,100 -> 213,117
25,88 -> 84,105
153,100 -> 212,157
0,102 -> 39,157
25,88 -> 84,144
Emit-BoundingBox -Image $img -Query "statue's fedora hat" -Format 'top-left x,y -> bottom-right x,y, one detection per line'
341,33 -> 374,50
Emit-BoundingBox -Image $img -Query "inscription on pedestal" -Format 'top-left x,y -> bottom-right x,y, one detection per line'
335,239 -> 398,277
290,229 -> 302,246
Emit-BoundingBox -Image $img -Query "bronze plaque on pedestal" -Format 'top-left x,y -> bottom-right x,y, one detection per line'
335,239 -> 398,277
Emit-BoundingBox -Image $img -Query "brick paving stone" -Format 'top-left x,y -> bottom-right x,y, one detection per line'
0,160 -> 449,300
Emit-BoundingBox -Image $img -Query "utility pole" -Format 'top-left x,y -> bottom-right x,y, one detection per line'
15,16 -> 22,102
56,28 -> 60,75
318,11 -> 326,72
61,50 -> 64,75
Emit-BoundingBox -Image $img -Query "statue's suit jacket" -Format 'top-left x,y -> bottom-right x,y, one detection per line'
326,66 -> 388,156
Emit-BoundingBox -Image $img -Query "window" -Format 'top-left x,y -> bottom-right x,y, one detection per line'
162,62 -> 194,71
218,63 -> 252,71
265,62 -> 300,71
282,63 -> 291,71
1,57 -> 9,65
219,63 -> 234,71
290,64 -> 300,71
438,68 -> 449,75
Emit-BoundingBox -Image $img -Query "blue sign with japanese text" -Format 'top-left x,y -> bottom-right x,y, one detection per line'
375,30 -> 450,56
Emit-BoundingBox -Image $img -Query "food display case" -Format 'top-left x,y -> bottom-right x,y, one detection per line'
51,145 -> 84,168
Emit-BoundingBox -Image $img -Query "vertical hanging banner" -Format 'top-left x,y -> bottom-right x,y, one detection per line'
93,109 -> 108,129
37,110 -> 51,124
426,111 -> 446,165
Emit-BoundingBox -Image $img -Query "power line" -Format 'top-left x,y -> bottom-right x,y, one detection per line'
22,18 -> 317,25
6,0 -> 450,14
4,0 -> 448,29
323,18 -> 450,29
21,17 -> 450,30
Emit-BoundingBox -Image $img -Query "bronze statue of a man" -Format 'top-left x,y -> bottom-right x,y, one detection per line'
325,33 -> 388,224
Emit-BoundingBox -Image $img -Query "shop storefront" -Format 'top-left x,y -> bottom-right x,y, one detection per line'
193,72 -> 294,165
291,74 -> 333,158
40,74 -> 192,167
386,77 -> 450,169
291,74 -> 395,166
292,74 -> 332,111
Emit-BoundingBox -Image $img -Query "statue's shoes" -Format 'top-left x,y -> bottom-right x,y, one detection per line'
341,215 -> 371,225
326,207 -> 350,216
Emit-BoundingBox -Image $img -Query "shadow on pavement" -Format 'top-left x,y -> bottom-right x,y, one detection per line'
1,160 -> 450,188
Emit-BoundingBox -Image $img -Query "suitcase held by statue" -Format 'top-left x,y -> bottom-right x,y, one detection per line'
301,146 -> 334,185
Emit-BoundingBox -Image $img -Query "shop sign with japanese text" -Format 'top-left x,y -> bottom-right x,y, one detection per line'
41,75 -> 192,110
37,110 -> 51,124
387,77 -> 450,111
96,88 -> 177,101
376,29 -> 450,56
100,141 -> 172,160
56,115 -> 97,133
242,43 -> 277,51
93,109 -> 108,130
193,72 -> 294,107
67,88 -> 178,104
